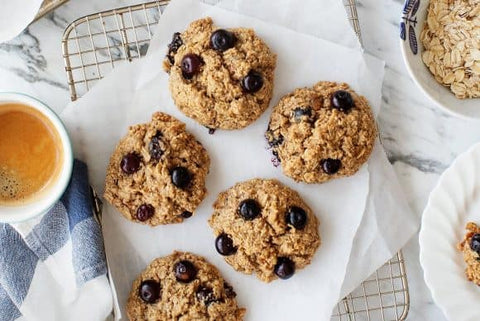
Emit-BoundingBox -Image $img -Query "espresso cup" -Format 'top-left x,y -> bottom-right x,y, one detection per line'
0,93 -> 73,223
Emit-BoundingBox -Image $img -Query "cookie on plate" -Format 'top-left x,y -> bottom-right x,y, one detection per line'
209,178 -> 320,282
104,112 -> 210,226
458,222 -> 480,285
265,81 -> 377,183
127,251 -> 245,321
163,17 -> 277,130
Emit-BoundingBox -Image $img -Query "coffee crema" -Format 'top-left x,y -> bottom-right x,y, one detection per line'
0,103 -> 63,206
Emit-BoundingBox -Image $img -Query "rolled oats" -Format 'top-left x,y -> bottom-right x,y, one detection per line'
421,0 -> 480,99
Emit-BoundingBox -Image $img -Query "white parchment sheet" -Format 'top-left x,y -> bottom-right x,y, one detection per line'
61,0 -> 417,320
214,0 -> 419,299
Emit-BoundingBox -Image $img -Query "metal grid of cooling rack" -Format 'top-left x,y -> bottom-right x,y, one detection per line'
61,1 -> 409,320
35,0 -> 69,21
343,0 -> 363,47
332,252 -> 409,321
62,1 -> 165,100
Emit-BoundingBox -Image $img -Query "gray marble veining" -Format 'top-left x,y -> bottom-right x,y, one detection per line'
357,0 -> 480,320
0,0 -> 145,113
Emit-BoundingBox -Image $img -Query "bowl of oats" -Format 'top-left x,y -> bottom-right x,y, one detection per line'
400,0 -> 480,119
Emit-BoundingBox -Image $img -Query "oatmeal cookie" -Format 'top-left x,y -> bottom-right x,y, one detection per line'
163,17 -> 276,130
127,251 -> 245,321
265,81 -> 376,183
209,178 -> 320,282
458,222 -> 480,285
104,112 -> 210,226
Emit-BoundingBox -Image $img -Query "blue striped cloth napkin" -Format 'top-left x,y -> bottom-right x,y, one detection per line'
0,160 -> 113,321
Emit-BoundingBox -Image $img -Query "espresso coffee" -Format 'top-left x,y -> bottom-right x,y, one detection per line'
0,103 -> 64,205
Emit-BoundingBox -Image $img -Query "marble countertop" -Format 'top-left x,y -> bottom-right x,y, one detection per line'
2,0 -> 478,320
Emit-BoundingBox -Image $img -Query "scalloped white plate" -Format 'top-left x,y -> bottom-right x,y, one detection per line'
420,143 -> 480,321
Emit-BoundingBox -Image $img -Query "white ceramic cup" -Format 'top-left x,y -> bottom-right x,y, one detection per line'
0,93 -> 73,223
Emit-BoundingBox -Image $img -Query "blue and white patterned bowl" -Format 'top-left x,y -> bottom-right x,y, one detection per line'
400,0 -> 480,120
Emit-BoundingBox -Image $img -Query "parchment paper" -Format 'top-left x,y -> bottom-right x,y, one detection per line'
61,0 -> 397,320
215,0 -> 419,300
0,0 -> 43,43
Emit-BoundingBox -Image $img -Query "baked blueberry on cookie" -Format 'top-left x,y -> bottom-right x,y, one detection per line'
126,252 -> 245,320
104,112 -> 210,226
163,17 -> 277,130
209,178 -> 320,282
265,81 -> 377,183
458,222 -> 480,285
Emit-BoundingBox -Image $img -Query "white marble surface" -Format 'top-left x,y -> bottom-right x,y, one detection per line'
2,0 -> 478,320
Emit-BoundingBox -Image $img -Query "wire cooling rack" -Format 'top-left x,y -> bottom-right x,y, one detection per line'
35,0 -> 69,21
62,1 -> 165,101
343,0 -> 363,47
331,252 -> 409,321
62,1 -> 409,320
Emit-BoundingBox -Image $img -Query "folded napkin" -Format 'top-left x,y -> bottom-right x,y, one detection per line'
0,160 -> 113,321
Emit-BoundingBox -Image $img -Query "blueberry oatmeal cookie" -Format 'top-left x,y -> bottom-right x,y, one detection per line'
265,81 -> 376,183
209,178 -> 320,282
127,251 -> 245,321
163,17 -> 277,130
104,112 -> 210,226
458,222 -> 480,285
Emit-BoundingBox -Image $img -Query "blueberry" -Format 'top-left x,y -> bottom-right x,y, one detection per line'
207,127 -> 216,135
149,131 -> 164,160
181,54 -> 203,79
271,150 -> 281,167
139,280 -> 161,303
238,199 -> 261,220
471,234 -> 480,254
321,158 -> 341,175
274,257 -> 295,280
266,124 -> 284,148
136,204 -> 154,221
241,71 -> 263,93
267,134 -> 283,148
331,90 -> 354,112
167,32 -> 183,64
215,233 -> 237,256
210,29 -> 236,52
180,211 -> 192,218
285,206 -> 307,230
293,107 -> 312,122
171,166 -> 191,189
120,153 -> 141,174
196,286 -> 217,305
174,260 -> 197,283
223,282 -> 236,298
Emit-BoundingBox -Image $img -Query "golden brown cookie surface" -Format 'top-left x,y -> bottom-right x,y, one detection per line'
127,252 -> 245,321
104,112 -> 210,226
266,81 -> 377,183
209,178 -> 320,282
163,17 -> 276,130
458,222 -> 480,285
